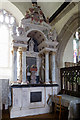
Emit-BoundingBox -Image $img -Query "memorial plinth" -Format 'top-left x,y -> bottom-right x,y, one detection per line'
10,84 -> 58,118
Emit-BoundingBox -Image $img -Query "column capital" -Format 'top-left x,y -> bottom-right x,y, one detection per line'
13,46 -> 18,51
18,48 -> 22,53
45,50 -> 49,54
22,47 -> 27,52
38,54 -> 42,57
52,51 -> 56,55
18,49 -> 22,54
38,53 -> 41,57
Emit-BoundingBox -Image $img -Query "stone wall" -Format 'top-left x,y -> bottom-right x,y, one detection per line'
63,35 -> 74,67
57,13 -> 78,68
0,79 -> 9,110
0,80 -> 2,120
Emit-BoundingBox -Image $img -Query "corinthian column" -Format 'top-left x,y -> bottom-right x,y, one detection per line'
22,48 -> 27,84
12,46 -> 18,83
36,55 -> 40,83
45,51 -> 49,84
17,48 -> 22,83
52,52 -> 56,83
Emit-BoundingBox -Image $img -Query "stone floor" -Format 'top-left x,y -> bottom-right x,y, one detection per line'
2,110 -> 68,120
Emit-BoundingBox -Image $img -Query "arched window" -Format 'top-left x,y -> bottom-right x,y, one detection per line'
0,9 -> 16,68
0,9 -> 16,79
73,30 -> 79,63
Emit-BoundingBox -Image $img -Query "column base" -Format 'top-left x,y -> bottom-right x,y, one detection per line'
21,82 -> 27,85
44,82 -> 50,84
52,81 -> 57,84
11,82 -> 19,85
17,80 -> 22,84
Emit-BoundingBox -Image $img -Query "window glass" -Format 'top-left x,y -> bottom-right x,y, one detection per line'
0,14 -> 4,22
10,16 -> 15,24
0,9 -> 16,67
73,30 -> 79,63
5,15 -> 9,24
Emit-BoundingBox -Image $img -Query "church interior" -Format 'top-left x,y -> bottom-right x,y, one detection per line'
0,0 -> 80,120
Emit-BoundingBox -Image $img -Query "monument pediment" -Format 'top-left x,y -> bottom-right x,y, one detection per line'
21,1 -> 51,32
24,2 -> 47,24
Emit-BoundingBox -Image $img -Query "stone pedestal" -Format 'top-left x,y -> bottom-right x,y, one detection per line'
10,84 -> 58,118
45,51 -> 49,84
12,47 -> 18,83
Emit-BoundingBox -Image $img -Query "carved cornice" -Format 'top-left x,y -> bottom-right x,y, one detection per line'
39,47 -> 57,55
21,19 -> 51,32
12,34 -> 29,42
12,40 -> 27,45
38,40 -> 58,51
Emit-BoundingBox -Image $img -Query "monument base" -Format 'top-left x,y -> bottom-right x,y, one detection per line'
10,84 -> 58,118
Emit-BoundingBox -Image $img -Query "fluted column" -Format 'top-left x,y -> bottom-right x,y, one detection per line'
12,47 -> 18,83
22,48 -> 27,83
52,52 -> 56,83
36,55 -> 40,83
45,51 -> 49,84
36,55 -> 40,76
17,49 -> 22,83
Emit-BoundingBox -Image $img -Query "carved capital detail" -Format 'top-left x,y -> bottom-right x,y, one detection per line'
13,46 -> 18,51
45,51 -> 49,54
52,51 -> 56,55
22,47 -> 27,52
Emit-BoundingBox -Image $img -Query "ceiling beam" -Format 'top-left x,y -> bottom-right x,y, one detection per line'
50,2 -> 78,26
49,2 -> 70,23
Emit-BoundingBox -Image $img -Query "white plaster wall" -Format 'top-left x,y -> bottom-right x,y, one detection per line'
38,2 -> 62,18
0,79 -> 9,114
63,35 -> 74,67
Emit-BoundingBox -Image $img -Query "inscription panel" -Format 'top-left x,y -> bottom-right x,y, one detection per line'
30,92 -> 42,103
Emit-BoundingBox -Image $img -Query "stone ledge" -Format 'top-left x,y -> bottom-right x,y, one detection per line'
10,83 -> 59,88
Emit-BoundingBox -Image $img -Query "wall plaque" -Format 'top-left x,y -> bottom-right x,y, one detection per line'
30,92 -> 42,103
